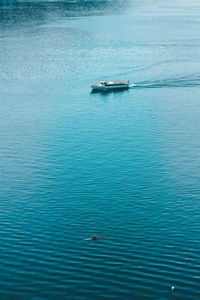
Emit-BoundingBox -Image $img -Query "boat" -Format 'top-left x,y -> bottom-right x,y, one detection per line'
91,80 -> 130,91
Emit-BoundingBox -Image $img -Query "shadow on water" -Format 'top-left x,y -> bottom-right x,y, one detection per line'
132,73 -> 200,89
90,88 -> 129,99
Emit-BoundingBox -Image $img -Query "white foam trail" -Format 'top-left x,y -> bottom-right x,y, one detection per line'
130,74 -> 200,89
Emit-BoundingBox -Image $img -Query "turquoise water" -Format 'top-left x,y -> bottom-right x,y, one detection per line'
1,0 -> 200,299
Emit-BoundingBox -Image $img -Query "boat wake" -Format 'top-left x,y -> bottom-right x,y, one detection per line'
130,73 -> 200,89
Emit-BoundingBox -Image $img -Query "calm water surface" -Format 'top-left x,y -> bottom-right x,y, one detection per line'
0,0 -> 200,299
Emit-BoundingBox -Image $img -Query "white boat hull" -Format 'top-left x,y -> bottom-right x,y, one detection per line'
91,84 -> 129,91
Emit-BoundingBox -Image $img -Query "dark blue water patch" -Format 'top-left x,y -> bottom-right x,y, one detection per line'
0,0 -> 132,30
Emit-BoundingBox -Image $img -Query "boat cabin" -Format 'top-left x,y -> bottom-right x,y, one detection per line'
99,80 -> 127,86
91,80 -> 130,91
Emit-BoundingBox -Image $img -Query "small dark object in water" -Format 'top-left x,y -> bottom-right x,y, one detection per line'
83,236 -> 104,241
91,236 -> 104,240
